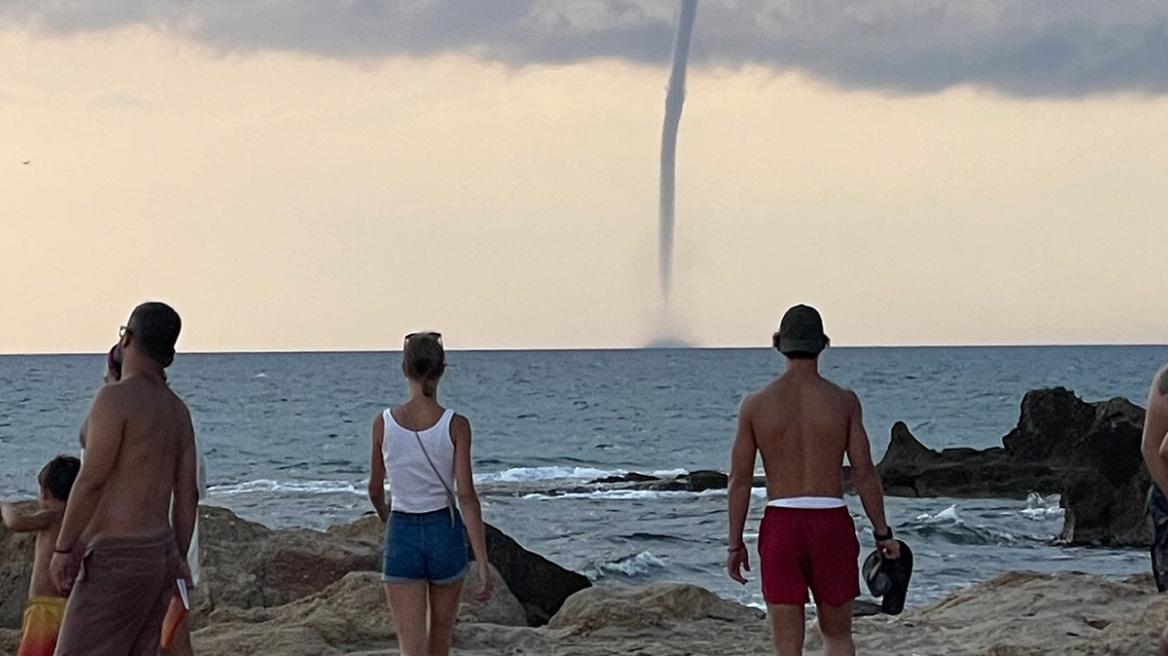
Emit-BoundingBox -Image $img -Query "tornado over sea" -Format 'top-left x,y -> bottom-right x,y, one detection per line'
658,0 -> 698,304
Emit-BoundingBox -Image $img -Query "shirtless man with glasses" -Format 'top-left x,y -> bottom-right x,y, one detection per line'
51,302 -> 198,656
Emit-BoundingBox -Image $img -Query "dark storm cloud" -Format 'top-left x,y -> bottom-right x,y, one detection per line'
4,0 -> 1167,97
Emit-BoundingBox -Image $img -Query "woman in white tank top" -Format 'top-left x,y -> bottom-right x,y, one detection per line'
367,332 -> 493,656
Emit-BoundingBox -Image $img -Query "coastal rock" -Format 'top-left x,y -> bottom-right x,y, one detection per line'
1002,387 -> 1097,464
195,567 -> 525,656
475,522 -> 592,626
548,583 -> 763,633
0,628 -> 18,655
198,506 -> 382,612
875,422 -> 1061,498
0,503 -> 36,630
323,512 -> 589,626
876,389 -> 1152,547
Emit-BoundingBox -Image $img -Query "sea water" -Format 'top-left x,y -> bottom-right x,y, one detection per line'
2,346 -> 1165,609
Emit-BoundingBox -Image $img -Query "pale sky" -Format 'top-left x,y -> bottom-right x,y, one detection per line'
3,2 -> 1168,352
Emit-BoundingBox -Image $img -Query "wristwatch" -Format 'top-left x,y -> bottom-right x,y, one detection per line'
873,527 -> 894,541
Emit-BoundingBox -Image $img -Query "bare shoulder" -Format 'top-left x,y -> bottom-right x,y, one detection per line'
91,379 -> 132,411
451,413 -> 472,434
1156,364 -> 1168,398
738,389 -> 763,416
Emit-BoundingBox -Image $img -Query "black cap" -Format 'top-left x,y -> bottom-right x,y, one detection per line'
862,540 -> 914,615
775,304 -> 829,355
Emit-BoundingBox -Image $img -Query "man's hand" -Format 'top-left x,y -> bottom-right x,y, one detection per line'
178,560 -> 193,588
726,545 -> 750,584
877,538 -> 900,560
474,561 -> 494,602
50,549 -> 82,595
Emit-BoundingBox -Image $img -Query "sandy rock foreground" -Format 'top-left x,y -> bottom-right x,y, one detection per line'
5,571 -> 1155,655
2,505 -> 1165,655
187,570 -> 1167,656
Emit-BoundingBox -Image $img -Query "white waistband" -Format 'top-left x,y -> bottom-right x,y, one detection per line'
766,496 -> 847,509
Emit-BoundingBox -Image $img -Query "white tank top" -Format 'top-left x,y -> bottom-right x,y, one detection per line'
383,407 -> 456,514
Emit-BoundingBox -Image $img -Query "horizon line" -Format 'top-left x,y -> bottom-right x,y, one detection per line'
3,342 -> 1168,357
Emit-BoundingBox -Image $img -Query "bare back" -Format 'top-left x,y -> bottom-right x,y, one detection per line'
79,374 -> 195,542
744,370 -> 859,500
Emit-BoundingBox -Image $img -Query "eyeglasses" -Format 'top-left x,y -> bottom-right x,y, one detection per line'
119,325 -> 131,339
404,331 -> 442,345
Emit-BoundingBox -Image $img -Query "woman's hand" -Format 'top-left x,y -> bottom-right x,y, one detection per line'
475,560 -> 494,602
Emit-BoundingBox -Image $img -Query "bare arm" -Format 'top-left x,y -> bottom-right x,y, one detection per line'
171,404 -> 198,559
368,414 -> 389,522
452,414 -> 493,600
55,386 -> 123,554
727,396 -> 756,550
1,504 -> 60,533
846,392 -> 898,557
726,395 -> 756,584
51,387 -> 124,593
1145,368 -> 1168,491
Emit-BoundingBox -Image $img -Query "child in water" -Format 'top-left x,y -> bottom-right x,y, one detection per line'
1,455 -> 82,656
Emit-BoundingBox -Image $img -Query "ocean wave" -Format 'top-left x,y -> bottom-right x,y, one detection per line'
206,465 -> 694,498
476,466 -> 686,484
1020,492 -> 1063,520
522,488 -> 725,501
208,479 -> 361,496
588,551 -> 668,579
905,504 -> 1026,545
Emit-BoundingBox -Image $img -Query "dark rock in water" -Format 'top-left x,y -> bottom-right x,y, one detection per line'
589,472 -> 660,485
685,470 -> 729,492
1056,396 -> 1149,547
876,388 -> 1151,547
469,524 -> 592,626
1002,387 -> 1097,465
875,422 -> 1062,498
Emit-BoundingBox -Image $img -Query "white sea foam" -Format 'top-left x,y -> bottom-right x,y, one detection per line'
208,479 -> 360,496
206,466 -> 694,499
591,551 -> 668,579
1020,492 -> 1064,520
523,488 -> 725,501
476,466 -> 686,484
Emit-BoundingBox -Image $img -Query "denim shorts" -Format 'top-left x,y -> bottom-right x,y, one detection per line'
383,507 -> 469,585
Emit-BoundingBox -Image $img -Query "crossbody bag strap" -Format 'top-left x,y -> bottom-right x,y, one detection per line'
401,407 -> 458,523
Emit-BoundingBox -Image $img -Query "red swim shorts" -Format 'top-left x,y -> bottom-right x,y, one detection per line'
758,506 -> 860,607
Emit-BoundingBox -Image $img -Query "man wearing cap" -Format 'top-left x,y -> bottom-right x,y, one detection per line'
726,304 -> 899,656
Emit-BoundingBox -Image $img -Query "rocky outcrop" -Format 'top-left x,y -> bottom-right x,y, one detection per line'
0,503 -> 36,630
877,388 -> 1151,547
874,422 -> 1061,498
0,505 -> 586,634
548,583 -> 763,633
324,512 -> 591,626
198,506 -> 382,614
194,567 -> 525,656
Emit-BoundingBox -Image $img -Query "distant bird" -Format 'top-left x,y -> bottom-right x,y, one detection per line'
22,160 -> 29,165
